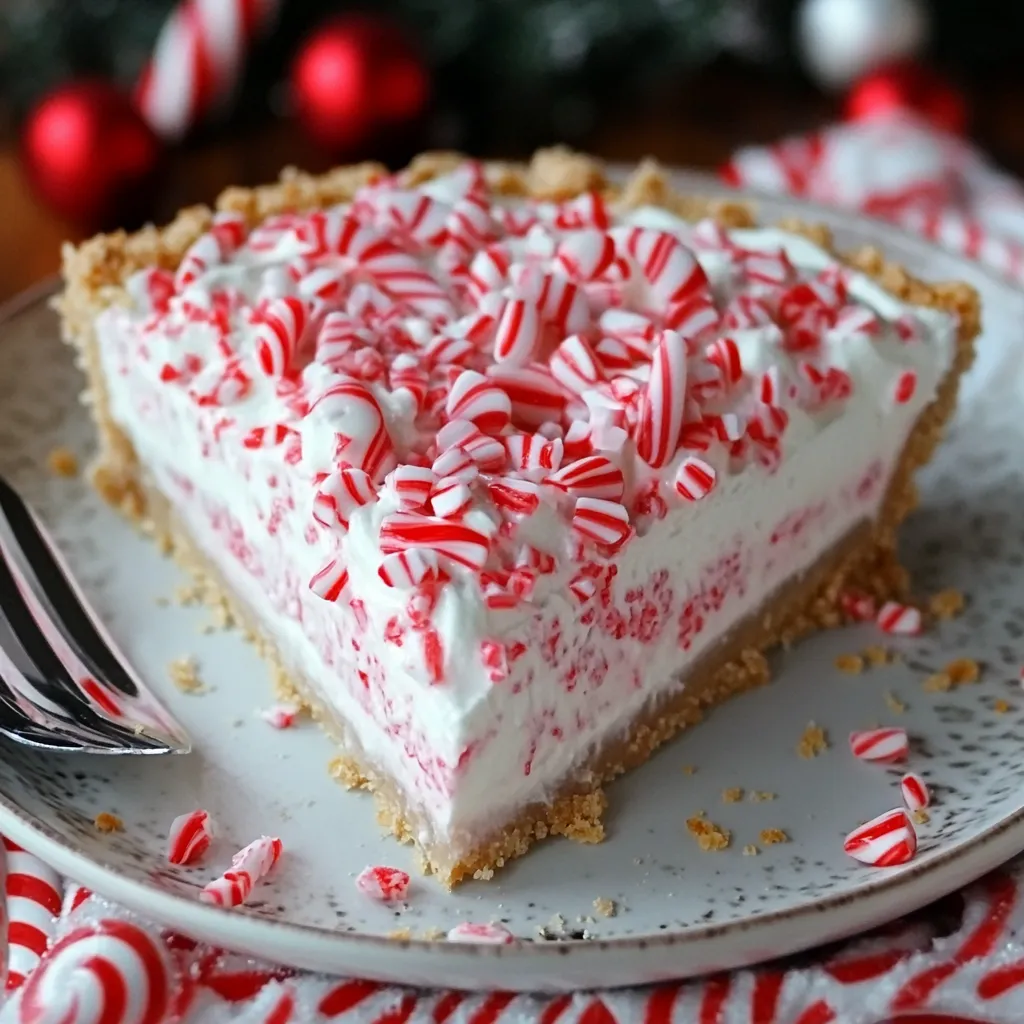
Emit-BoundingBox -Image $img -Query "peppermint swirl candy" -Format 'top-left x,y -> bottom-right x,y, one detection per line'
18,919 -> 171,1024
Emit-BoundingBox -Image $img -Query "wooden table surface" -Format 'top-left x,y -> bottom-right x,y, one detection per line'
4,64 -> 1024,304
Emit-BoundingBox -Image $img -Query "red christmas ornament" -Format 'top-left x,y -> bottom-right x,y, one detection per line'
20,80 -> 164,229
290,15 -> 431,153
845,61 -> 968,135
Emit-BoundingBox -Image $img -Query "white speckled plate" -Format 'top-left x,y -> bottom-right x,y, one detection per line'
2,176 -> 1024,993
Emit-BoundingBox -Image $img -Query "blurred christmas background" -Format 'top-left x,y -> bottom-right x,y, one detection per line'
3,0 -> 1024,297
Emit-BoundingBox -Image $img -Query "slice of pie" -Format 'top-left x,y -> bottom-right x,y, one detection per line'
59,149 -> 978,886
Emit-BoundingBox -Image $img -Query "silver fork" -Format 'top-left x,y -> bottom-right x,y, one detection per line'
0,474 -> 190,754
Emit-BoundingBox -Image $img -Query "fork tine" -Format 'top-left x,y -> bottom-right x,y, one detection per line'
0,476 -> 189,753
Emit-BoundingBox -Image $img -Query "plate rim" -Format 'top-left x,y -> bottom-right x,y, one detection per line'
3,179 -> 1024,983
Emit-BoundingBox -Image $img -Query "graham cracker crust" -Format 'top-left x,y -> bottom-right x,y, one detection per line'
56,148 -> 981,887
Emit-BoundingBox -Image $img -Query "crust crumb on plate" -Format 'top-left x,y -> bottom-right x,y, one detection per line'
47,446 -> 79,477
797,722 -> 829,759
930,588 -> 965,619
835,654 -> 865,674
94,812 -> 123,833
167,656 -> 206,694
759,828 -> 789,845
686,813 -> 731,851
593,897 -> 617,917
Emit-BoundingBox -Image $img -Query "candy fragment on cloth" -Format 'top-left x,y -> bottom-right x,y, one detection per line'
200,836 -> 282,907
4,836 -> 63,991
15,917 -> 174,1024
877,601 -> 923,635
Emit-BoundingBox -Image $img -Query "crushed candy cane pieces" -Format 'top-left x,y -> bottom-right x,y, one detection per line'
355,866 -> 411,902
877,602 -> 923,636
167,809 -> 214,866
261,704 -> 300,729
446,922 -> 515,944
844,808 -> 917,867
200,835 -> 282,907
900,773 -> 931,811
849,727 -> 909,764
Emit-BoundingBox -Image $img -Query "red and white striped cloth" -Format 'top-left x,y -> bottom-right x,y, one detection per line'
5,115 -> 1024,1022
2,841 -> 1024,1023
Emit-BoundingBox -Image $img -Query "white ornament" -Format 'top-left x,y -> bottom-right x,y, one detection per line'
797,0 -> 929,89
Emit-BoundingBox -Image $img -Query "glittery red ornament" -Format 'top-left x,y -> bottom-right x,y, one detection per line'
290,15 -> 431,153
20,80 -> 164,229
845,62 -> 968,135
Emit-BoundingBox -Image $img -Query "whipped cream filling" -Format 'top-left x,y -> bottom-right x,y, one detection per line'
94,167 -> 956,852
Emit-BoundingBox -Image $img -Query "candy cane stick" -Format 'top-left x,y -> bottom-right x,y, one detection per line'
135,0 -> 281,141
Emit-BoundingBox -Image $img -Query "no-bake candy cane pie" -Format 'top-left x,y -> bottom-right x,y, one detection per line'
58,149 -> 979,887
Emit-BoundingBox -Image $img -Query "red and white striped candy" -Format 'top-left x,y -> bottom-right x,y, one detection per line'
841,590 -> 877,621
480,639 -> 509,681
877,602 -> 923,636
436,420 -> 507,470
360,246 -> 453,320
554,231 -> 617,280
248,212 -> 303,253
316,312 -> 371,367
545,455 -> 624,501
664,294 -> 720,340
313,468 -> 377,532
128,266 -> 176,315
422,627 -> 445,683
309,558 -> 350,603
776,278 -> 844,324
518,545 -> 557,574
562,421 -> 593,459
758,367 -> 782,406
253,296 -> 310,377
705,337 -> 744,385
635,330 -> 687,469
241,423 -> 295,450
568,574 -> 597,605
486,365 -> 567,427
261,704 -> 299,729
431,446 -> 480,484
675,457 -> 717,502
446,370 -> 512,435
424,332 -> 477,368
619,228 -> 708,306
389,465 -> 436,509
17,918 -> 172,1023
378,548 -> 442,589
430,476 -> 474,519
504,433 -> 563,474
376,191 -> 449,247
355,866 -> 410,902
380,513 -> 491,571
187,359 -> 251,407
572,497 -> 632,551
900,773 -> 931,811
895,313 -> 925,343
389,357 -> 429,412
593,335 -> 634,372
892,370 -> 917,405
201,836 -> 283,907
599,308 -> 657,352
446,195 -> 495,251
4,837 -> 62,991
167,809 -> 215,866
175,232 -> 226,291
482,580 -> 519,611
843,808 -> 917,867
447,922 -> 516,944
309,379 -> 395,481
832,305 -> 881,340
553,191 -> 610,231
488,477 -> 542,515
493,297 -> 541,366
739,247 -> 794,287
549,335 -> 603,395
849,727 -> 909,764
721,293 -> 775,330
516,267 -> 590,335
466,243 -> 513,299
690,218 -> 733,251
